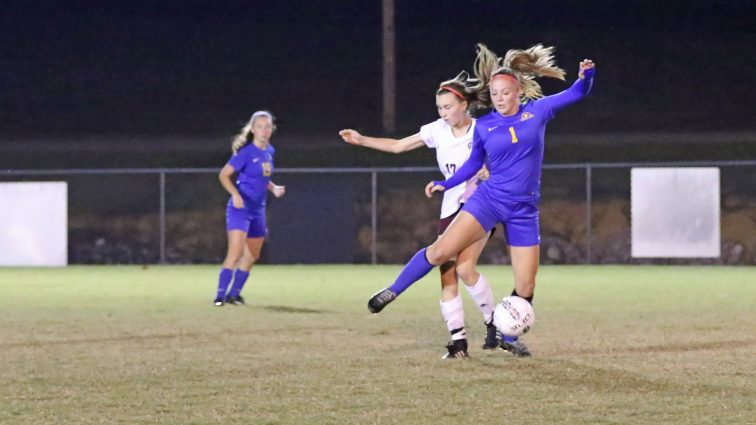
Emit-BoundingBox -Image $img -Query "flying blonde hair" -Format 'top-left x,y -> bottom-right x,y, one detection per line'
473,43 -> 566,104
231,110 -> 276,153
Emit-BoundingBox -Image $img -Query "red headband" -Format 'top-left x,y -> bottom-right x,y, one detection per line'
491,73 -> 519,86
439,86 -> 466,100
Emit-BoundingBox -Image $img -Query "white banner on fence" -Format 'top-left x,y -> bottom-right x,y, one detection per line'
0,182 -> 68,266
631,168 -> 720,258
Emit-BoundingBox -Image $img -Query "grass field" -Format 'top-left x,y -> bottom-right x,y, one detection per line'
1,265 -> 754,424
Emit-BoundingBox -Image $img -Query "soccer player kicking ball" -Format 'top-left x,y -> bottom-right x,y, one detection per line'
368,44 -> 596,357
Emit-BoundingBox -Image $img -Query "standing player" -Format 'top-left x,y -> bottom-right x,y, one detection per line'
213,111 -> 286,306
367,44 -> 596,357
340,72 -> 498,359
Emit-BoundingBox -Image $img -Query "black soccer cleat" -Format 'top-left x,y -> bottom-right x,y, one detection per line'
442,339 -> 469,359
482,321 -> 501,350
213,297 -> 224,307
367,288 -> 397,313
500,339 -> 532,357
225,295 -> 245,305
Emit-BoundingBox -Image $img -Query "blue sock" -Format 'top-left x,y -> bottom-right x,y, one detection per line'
216,268 -> 234,299
227,270 -> 250,298
388,248 -> 435,296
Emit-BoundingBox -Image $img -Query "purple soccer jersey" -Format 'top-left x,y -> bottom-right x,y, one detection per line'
387,71 -> 595,299
438,71 -> 594,199
226,143 -> 276,209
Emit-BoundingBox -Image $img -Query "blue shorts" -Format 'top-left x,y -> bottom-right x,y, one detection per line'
461,186 -> 540,247
226,201 -> 267,238
438,206 -> 496,239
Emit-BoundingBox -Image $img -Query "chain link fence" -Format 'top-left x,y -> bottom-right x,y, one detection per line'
3,160 -> 755,265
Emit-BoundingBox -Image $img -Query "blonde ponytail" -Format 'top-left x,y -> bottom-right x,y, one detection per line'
472,43 -> 566,103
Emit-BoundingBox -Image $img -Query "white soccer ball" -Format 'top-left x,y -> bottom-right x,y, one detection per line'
493,296 -> 535,337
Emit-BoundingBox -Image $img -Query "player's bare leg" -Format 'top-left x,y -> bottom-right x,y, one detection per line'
226,237 -> 264,305
456,233 -> 498,349
499,245 -> 539,356
368,212 -> 486,313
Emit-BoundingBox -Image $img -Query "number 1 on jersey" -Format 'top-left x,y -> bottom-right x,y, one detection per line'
509,126 -> 519,144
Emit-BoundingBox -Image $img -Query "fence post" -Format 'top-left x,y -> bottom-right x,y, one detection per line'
371,171 -> 378,264
159,171 -> 166,264
585,164 -> 592,264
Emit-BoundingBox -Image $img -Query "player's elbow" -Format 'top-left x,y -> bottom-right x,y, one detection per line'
391,143 -> 407,154
218,169 -> 232,183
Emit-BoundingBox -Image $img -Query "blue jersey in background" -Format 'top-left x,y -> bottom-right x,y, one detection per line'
226,143 -> 276,209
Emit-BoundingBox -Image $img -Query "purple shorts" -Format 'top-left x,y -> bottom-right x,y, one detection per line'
226,201 -> 267,238
438,206 -> 496,239
461,187 -> 540,247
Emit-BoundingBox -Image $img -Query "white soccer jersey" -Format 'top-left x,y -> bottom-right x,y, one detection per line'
419,118 -> 478,219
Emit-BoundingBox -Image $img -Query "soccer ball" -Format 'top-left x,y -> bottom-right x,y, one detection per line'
493,296 -> 535,337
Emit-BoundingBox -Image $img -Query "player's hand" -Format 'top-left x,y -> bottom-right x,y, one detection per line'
476,165 -> 490,181
271,185 -> 286,198
425,181 -> 446,198
232,194 -> 245,208
578,59 -> 595,79
339,129 -> 364,145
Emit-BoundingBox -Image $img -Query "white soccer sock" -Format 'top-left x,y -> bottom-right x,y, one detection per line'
464,274 -> 494,324
439,295 -> 466,340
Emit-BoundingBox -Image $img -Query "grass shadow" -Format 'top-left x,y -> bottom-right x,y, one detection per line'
259,305 -> 330,314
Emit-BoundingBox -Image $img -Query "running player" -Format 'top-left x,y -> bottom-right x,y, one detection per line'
367,44 -> 596,357
340,72 -> 496,358
213,111 -> 286,306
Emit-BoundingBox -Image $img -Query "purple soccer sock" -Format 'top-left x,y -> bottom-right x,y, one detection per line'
215,268 -> 234,300
388,248 -> 435,296
227,270 -> 250,298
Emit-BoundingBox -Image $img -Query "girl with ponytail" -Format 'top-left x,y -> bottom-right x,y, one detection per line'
213,111 -> 286,306
367,44 -> 596,358
340,70 -> 497,359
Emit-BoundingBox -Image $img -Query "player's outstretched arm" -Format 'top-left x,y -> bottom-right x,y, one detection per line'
339,129 -> 425,154
538,59 -> 596,113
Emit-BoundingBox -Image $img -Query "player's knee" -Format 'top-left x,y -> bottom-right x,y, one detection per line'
456,263 -> 477,285
426,245 -> 452,265
223,252 -> 243,267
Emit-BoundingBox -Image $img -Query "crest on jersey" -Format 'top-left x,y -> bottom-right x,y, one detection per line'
520,112 -> 534,121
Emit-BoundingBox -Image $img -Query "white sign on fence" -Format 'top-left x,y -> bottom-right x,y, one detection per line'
0,182 -> 68,266
631,168 -> 720,258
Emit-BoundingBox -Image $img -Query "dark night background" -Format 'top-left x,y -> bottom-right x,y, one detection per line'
1,0 -> 755,168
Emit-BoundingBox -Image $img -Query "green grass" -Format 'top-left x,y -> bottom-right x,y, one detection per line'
1,265 -> 754,424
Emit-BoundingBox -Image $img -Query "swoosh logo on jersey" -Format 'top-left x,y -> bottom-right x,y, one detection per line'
253,158 -> 260,162
488,126 -> 499,132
